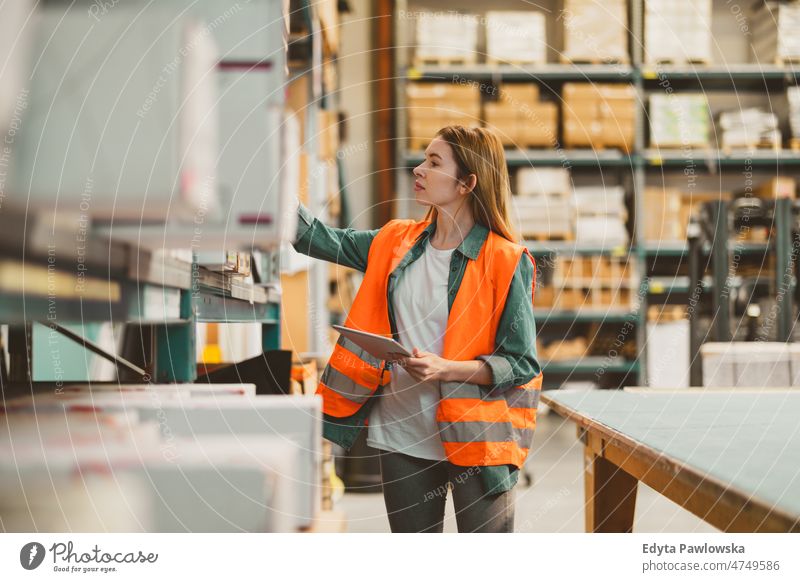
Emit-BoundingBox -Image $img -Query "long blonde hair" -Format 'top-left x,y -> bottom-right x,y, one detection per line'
423,125 -> 518,243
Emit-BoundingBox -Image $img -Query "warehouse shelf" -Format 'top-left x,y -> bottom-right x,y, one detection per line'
541,358 -> 640,375
525,242 -> 634,256
405,63 -> 634,82
403,148 -> 635,168
644,241 -> 773,258
646,276 -> 712,295
643,149 -> 800,167
394,0 -> 800,389
643,243 -> 689,257
640,64 -> 800,85
534,309 -> 640,323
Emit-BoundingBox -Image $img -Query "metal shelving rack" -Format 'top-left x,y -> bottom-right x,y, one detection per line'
392,0 -> 800,388
0,0 -> 330,391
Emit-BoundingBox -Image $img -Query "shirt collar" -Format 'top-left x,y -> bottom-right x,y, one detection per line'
416,220 -> 489,260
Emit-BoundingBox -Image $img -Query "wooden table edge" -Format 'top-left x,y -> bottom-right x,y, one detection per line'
541,392 -> 800,533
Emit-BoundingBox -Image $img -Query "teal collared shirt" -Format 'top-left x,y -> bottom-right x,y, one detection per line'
293,203 -> 540,495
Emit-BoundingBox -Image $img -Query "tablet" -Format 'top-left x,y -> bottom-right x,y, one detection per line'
332,325 -> 412,361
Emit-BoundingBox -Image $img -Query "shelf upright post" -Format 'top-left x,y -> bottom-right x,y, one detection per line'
7,324 -> 32,384
632,0 -> 647,386
686,221 -> 704,386
154,284 -> 197,384
774,197 -> 794,342
710,200 -> 732,341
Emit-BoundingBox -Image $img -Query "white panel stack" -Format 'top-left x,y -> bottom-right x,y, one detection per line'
645,0 -> 712,64
414,12 -> 479,64
3,391 -> 322,531
513,168 -> 573,239
701,342 -> 799,388
751,1 -> 800,64
647,319 -> 691,388
485,11 -> 547,65
7,6 -> 219,225
0,0 -> 32,133
718,108 -> 781,150
6,1 -> 294,250
649,94 -> 711,148
0,435 -> 300,532
572,186 -> 628,247
562,0 -> 629,64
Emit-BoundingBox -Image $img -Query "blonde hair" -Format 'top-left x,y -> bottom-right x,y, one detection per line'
424,125 -> 518,243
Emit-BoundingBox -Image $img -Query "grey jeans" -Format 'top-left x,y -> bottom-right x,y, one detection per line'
378,450 -> 515,533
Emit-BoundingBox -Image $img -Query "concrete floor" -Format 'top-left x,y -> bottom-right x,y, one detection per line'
337,408 -> 719,533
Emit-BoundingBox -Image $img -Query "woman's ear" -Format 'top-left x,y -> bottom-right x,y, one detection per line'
460,174 -> 477,196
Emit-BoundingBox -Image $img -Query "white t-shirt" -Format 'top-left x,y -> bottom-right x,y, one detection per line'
366,240 -> 454,460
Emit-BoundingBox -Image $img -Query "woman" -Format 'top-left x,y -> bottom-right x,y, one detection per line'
292,125 -> 542,533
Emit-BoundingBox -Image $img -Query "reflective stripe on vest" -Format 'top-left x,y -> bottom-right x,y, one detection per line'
315,219 -> 543,469
317,335 -> 391,417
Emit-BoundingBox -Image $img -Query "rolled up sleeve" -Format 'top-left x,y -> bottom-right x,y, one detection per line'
478,252 -> 540,393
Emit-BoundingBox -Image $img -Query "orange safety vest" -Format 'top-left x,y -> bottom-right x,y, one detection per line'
316,218 -> 543,469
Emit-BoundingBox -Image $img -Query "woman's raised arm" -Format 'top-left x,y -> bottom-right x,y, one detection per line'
291,201 -> 379,273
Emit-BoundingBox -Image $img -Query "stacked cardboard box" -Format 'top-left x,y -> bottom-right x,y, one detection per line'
572,185 -> 629,247
406,82 -> 481,150
649,93 -> 710,148
561,0 -> 629,64
414,12 -> 479,65
485,11 -> 547,64
751,1 -> 800,64
551,255 -> 637,310
562,83 -> 636,152
644,0 -> 712,64
644,188 -> 734,242
537,337 -> 589,361
756,177 -> 796,200
719,108 -> 781,150
483,84 -> 558,148
644,187 -> 685,242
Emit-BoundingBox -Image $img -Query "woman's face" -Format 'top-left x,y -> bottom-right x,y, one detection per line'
412,137 -> 467,209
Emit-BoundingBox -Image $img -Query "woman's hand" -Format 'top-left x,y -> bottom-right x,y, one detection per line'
389,349 -> 495,386
397,348 -> 451,383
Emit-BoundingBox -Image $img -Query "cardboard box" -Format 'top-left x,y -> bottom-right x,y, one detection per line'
498,83 -> 540,104
562,83 -> 635,150
756,177 -> 796,199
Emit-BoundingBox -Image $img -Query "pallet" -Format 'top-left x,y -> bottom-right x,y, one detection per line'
561,142 -> 634,154
649,142 -> 711,150
775,57 -> 800,67
412,56 -> 477,68
523,231 -> 574,242
645,57 -> 712,66
486,57 -> 546,67
721,140 -> 781,154
560,55 -> 630,66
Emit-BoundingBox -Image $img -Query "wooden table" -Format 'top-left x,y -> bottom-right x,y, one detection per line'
541,388 -> 800,533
